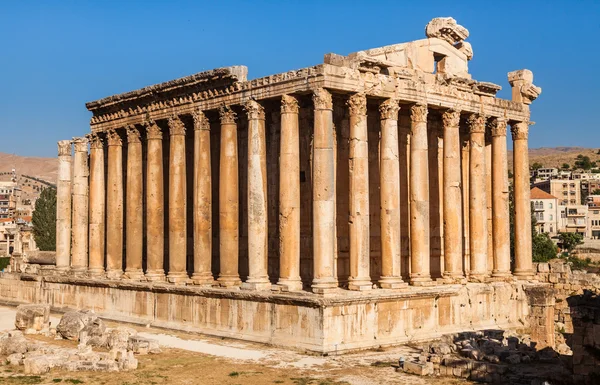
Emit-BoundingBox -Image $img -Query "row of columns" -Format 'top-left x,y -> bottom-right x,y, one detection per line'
55,89 -> 534,293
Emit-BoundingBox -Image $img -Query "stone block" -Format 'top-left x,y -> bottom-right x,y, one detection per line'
57,310 -> 100,341
403,360 -> 433,376
23,356 -> 51,375
127,336 -> 161,355
0,332 -> 27,355
106,327 -> 137,350
15,304 -> 50,332
7,353 -> 23,366
537,263 -> 550,273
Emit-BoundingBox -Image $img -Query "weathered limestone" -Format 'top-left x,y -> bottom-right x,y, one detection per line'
56,140 -> 72,271
106,129 -> 124,279
167,116 -> 188,283
145,122 -> 165,281
191,110 -> 214,286
379,98 -> 405,289
410,104 -> 432,285
277,95 -> 302,291
242,100 -> 271,290
485,134 -> 493,275
442,109 -> 464,279
218,106 -> 241,287
512,121 -> 534,279
491,118 -> 511,277
87,134 -> 105,277
468,114 -> 488,281
124,126 -> 144,280
312,88 -> 337,294
70,137 -> 89,274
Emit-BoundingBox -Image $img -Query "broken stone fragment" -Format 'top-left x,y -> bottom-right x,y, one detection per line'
127,336 -> 161,355
56,310 -> 100,341
80,318 -> 107,347
0,332 -> 28,355
106,327 -> 137,350
7,353 -> 23,366
15,304 -> 50,332
425,17 -> 469,44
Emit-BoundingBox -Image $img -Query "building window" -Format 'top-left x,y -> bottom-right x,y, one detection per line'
571,199 -> 577,204
549,203 -> 553,209
550,214 -> 553,220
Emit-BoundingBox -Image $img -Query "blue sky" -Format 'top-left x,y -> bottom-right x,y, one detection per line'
1,0 -> 598,157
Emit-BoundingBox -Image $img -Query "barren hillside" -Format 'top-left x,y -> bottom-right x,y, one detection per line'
508,147 -> 600,171
0,152 -> 58,184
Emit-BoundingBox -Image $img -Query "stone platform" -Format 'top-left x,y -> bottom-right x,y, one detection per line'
0,273 -> 536,353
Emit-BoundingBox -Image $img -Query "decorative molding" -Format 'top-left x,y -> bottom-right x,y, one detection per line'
511,121 -> 529,140
145,121 -> 162,140
410,103 -> 428,123
106,129 -> 122,146
280,94 -> 299,114
219,105 -> 237,124
126,125 -> 141,143
467,113 -> 486,134
72,137 -> 88,153
379,98 -> 400,120
312,88 -> 332,110
347,93 -> 367,116
442,109 -> 461,128
244,99 -> 265,120
489,118 -> 507,137
192,110 -> 210,131
87,134 -> 103,150
57,140 -> 72,156
168,116 -> 186,136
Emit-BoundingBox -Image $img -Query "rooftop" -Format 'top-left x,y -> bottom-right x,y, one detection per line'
530,187 -> 558,200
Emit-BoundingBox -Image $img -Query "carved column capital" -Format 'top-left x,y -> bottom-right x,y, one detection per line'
244,99 -> 265,120
347,93 -> 367,116
442,109 -> 461,128
145,121 -> 162,140
410,103 -> 428,123
467,113 -> 486,134
126,125 -> 141,143
57,140 -> 72,156
87,133 -> 104,150
379,98 -> 400,120
281,94 -> 299,114
168,115 -> 186,136
219,105 -> 237,124
192,110 -> 210,131
106,129 -> 122,146
489,118 -> 508,137
511,121 -> 530,140
312,88 -> 332,110
72,137 -> 88,152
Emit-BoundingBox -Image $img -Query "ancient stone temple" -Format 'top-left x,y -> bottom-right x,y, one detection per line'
0,17 -> 544,353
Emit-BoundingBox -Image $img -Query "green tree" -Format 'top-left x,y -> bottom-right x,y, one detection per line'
529,202 -> 557,262
32,188 -> 57,251
574,155 -> 593,170
558,232 -> 584,254
561,163 -> 570,170
531,162 -> 543,171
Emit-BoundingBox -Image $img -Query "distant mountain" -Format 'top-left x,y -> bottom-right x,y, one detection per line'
508,147 -> 600,171
0,152 -> 58,184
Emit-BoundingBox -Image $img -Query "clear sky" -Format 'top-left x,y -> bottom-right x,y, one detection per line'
1,0 -> 598,157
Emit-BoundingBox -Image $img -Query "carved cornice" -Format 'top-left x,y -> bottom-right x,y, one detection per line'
312,88 -> 332,110
442,109 -> 461,128
219,105 -> 237,124
72,137 -> 88,152
511,121 -> 529,140
168,116 -> 186,136
57,140 -> 72,156
379,98 -> 400,120
126,125 -> 141,143
87,134 -> 104,150
489,118 -> 507,137
467,114 -> 486,134
106,129 -> 122,146
347,93 -> 367,116
145,121 -> 162,140
192,110 -> 210,131
244,99 -> 265,120
281,94 -> 299,114
410,104 -> 428,123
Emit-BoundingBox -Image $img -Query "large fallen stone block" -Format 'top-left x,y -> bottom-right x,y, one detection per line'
23,356 -> 52,375
15,304 -> 50,332
0,331 -> 28,355
106,327 -> 137,350
80,318 -> 107,347
401,360 -> 434,376
127,336 -> 161,355
56,310 -> 101,341
7,353 -> 23,366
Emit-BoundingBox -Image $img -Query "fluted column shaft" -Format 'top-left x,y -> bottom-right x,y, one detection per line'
106,130 -> 124,279
468,114 -> 488,280
491,118 -> 512,277
69,138 -> 88,273
442,110 -> 464,278
311,88 -> 337,294
191,111 -> 214,285
88,134 -> 105,276
379,99 -> 405,288
409,104 -> 432,285
145,122 -> 165,281
56,141 -> 72,271
125,126 -> 144,280
512,122 -> 534,278
277,95 -> 302,291
167,116 -> 188,283
218,106 -> 241,287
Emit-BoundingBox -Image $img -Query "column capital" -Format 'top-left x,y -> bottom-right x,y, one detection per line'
347,93 -> 367,116
72,137 -> 88,152
87,133 -> 103,149
106,129 -> 122,146
219,105 -> 237,124
145,121 -> 162,140
312,88 -> 332,110
281,94 -> 299,114
244,99 -> 265,120
168,115 -> 186,136
379,98 -> 400,120
490,117 -> 508,137
126,125 -> 141,143
467,113 -> 486,134
57,140 -> 72,156
442,109 -> 461,128
192,110 -> 210,131
511,121 -> 530,140
410,103 -> 428,123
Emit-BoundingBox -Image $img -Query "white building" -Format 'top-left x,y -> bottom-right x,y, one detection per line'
531,187 -> 560,235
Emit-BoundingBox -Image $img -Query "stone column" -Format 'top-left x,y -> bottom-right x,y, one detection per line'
409,104 -> 432,285
277,95 -> 302,291
491,118 -> 512,277
468,114 -> 488,281
442,109 -> 464,279
191,110 -> 214,286
218,106 -> 241,287
379,98 -> 405,288
167,116 -> 188,283
145,122 -> 165,281
512,121 -> 534,279
88,134 -> 105,277
311,88 -> 337,294
71,137 -> 89,274
106,129 -> 124,279
485,134 -> 494,275
56,140 -> 72,271
241,99 -> 271,290
124,126 -> 144,280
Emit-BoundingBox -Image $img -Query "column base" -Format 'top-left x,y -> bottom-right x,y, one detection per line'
311,278 -> 338,294
491,270 -> 512,280
348,277 -> 374,291
124,269 -> 145,280
241,279 -> 272,291
442,273 -> 467,284
105,270 -> 123,280
513,269 -> 535,280
409,275 -> 434,286
88,268 -> 105,278
167,272 -> 189,284
378,276 -> 407,289
468,273 -> 490,283
145,270 -> 166,282
190,273 -> 215,286
275,279 -> 303,292
217,275 -> 242,288
69,267 -> 88,277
